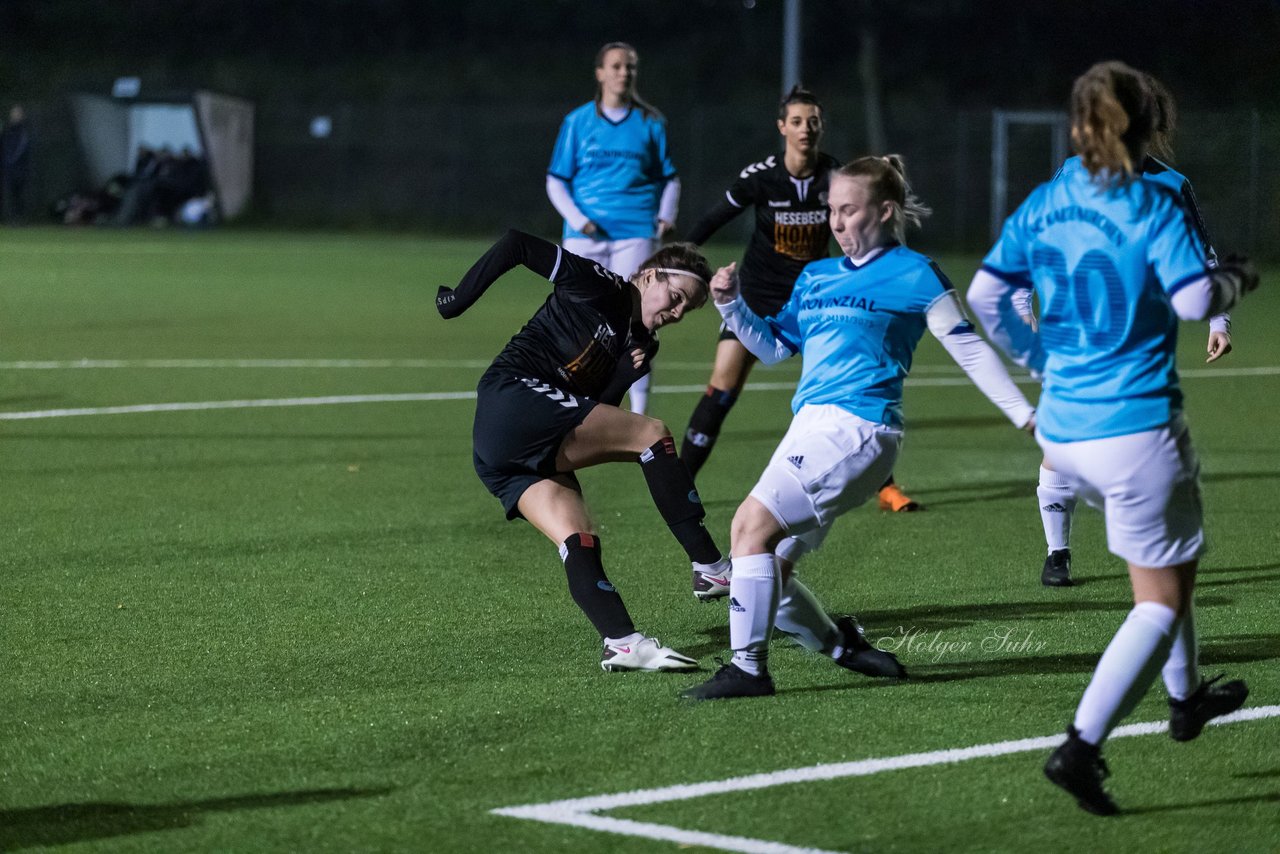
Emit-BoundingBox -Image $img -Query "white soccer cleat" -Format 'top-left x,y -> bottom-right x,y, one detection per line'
601,636 -> 699,672
692,556 -> 732,602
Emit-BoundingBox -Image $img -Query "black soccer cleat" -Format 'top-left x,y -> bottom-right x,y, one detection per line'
833,616 -> 907,679
1043,726 -> 1118,816
1169,674 -> 1249,742
1041,548 -> 1074,587
679,659 -> 775,701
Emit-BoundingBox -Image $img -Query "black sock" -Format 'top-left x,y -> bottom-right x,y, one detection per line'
638,437 -> 722,565
880,473 -> 895,490
680,386 -> 737,477
561,533 -> 636,639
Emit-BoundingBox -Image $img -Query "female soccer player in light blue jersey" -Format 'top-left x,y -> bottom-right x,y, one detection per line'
546,42 -> 680,415
680,155 -> 1036,702
971,72 -> 1235,588
968,61 -> 1258,815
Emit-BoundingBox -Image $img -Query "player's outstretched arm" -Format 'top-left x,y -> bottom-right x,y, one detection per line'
685,194 -> 743,245
929,290 -> 1035,431
436,229 -> 561,319
713,263 -> 796,366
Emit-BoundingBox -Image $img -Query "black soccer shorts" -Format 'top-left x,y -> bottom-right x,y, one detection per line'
471,369 -> 598,520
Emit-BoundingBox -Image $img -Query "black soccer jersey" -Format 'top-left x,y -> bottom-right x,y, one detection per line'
436,229 -> 652,403
686,152 -> 839,316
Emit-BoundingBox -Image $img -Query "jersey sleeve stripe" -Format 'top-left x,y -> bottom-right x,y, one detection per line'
927,260 -> 956,291
549,246 -> 563,282
547,171 -> 574,182
979,264 -> 1034,289
725,190 -> 743,208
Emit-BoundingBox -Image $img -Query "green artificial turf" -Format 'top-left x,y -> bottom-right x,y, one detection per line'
2,229 -> 1277,852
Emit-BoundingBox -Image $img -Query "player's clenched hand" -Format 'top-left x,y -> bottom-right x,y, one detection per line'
1206,331 -> 1232,363
630,346 -> 646,369
436,286 -> 461,318
711,263 -> 740,305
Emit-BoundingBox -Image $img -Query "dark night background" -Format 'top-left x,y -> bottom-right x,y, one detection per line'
1,0 -> 1277,252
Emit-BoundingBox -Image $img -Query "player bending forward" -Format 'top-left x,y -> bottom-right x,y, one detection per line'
437,230 -> 729,673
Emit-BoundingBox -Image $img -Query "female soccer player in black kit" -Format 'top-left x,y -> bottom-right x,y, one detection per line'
680,86 -> 921,512
436,230 -> 731,672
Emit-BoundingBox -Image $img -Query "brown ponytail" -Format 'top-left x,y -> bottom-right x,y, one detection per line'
1070,61 -> 1158,182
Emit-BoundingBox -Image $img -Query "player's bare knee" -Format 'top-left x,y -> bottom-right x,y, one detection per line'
635,416 -> 671,450
731,499 -> 782,555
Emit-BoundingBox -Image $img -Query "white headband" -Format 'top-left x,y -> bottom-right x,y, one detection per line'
651,267 -> 707,289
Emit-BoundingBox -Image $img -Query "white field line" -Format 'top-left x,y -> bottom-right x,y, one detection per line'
2,359 -> 1279,381
0,358 -> 498,370
0,392 -> 474,421
1,365 -> 1275,422
491,704 -> 1280,854
0,358 -> 948,373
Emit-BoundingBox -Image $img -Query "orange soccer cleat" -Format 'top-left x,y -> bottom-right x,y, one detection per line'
878,483 -> 923,512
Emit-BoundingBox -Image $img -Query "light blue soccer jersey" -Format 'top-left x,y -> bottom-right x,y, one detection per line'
548,103 -> 677,242
1058,154 -> 1217,261
765,245 -> 961,428
983,156 -> 1209,442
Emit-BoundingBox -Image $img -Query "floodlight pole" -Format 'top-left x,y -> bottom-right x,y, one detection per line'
782,0 -> 802,94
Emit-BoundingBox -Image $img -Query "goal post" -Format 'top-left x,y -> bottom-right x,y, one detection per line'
990,110 -> 1069,239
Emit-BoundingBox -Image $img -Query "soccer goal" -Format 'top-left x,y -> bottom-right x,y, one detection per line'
990,110 -> 1069,239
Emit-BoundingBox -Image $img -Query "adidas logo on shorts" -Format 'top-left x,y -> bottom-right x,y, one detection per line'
788,455 -> 804,469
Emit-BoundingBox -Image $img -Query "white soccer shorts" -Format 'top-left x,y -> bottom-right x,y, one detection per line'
1037,416 -> 1205,568
562,236 -> 658,279
750,404 -> 902,534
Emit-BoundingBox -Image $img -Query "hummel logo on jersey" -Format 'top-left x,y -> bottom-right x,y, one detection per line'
1042,503 -> 1069,513
768,200 -> 792,208
591,264 -> 626,287
738,155 -> 776,179
729,597 -> 746,613
520,377 -> 579,408
788,455 -> 804,469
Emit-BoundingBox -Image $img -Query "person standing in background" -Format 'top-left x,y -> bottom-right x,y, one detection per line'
1,104 -> 32,225
546,42 -> 680,415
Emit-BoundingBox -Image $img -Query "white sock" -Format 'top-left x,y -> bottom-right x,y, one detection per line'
776,572 -> 838,652
604,631 -> 644,647
628,373 -> 651,415
728,553 -> 780,676
1073,601 -> 1176,744
1038,465 -> 1077,553
1162,603 -> 1200,702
